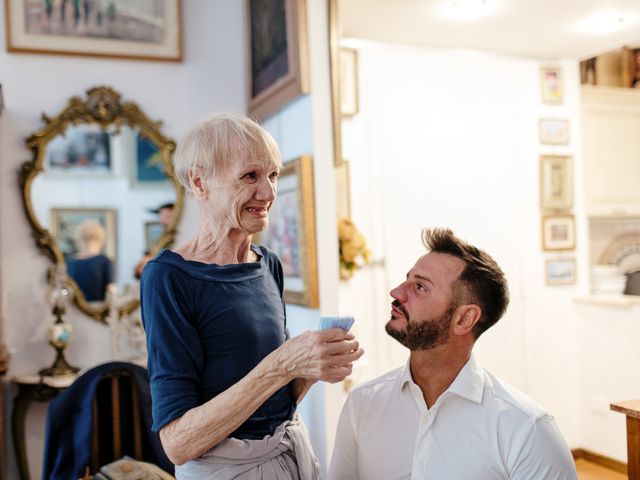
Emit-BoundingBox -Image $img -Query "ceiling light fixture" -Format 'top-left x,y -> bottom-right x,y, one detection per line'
580,10 -> 627,34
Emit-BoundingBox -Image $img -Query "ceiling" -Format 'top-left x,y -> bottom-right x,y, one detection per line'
341,0 -> 640,60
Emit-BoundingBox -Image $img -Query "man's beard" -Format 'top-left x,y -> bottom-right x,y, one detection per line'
385,300 -> 455,351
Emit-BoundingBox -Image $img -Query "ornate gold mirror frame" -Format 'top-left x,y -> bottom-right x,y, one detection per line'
17,86 -> 184,322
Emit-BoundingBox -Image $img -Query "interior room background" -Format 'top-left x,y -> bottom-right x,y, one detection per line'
0,0 -> 637,479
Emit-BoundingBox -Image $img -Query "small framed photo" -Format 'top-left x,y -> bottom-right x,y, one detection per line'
539,118 -> 569,145
540,67 -> 563,104
144,221 -> 165,253
44,125 -> 111,174
545,258 -> 577,285
339,48 -> 359,117
540,155 -> 573,210
5,0 -> 182,61
51,208 -> 117,259
542,215 -> 575,251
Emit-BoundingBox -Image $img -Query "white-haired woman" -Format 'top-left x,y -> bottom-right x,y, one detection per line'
66,220 -> 114,302
141,112 -> 363,479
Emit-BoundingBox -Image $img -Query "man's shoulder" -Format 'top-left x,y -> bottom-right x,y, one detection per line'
349,365 -> 405,402
483,369 -> 548,420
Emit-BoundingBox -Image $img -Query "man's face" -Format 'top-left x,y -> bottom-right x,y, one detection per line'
386,252 -> 466,351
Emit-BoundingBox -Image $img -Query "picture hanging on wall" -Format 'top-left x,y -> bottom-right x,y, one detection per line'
339,48 -> 359,117
540,67 -> 563,104
255,156 -> 318,307
541,214 -> 575,251
540,155 -> 573,210
545,258 -> 577,285
246,0 -> 309,120
51,208 -> 117,259
5,0 -> 183,61
539,118 -> 569,145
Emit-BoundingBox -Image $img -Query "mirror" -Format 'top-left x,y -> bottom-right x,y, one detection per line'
18,86 -> 184,322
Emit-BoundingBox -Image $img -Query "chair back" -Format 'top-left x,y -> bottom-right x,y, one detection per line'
42,361 -> 173,479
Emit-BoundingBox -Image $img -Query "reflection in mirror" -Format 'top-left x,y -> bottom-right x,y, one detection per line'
19,86 -> 183,322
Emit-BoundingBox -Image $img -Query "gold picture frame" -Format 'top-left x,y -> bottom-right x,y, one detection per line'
541,215 -> 575,251
247,0 -> 310,120
4,0 -> 183,61
335,160 -> 351,220
540,67 -> 563,104
51,207 -> 117,260
339,48 -> 359,117
257,156 -> 318,307
540,155 -> 573,210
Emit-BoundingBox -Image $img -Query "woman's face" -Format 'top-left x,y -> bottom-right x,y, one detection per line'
203,150 -> 280,235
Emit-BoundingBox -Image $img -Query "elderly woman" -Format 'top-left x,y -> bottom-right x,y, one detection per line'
141,112 -> 363,479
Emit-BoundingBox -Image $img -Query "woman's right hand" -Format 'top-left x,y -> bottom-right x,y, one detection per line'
272,329 -> 364,384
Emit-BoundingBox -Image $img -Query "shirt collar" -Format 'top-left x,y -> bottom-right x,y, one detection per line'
399,354 -> 485,404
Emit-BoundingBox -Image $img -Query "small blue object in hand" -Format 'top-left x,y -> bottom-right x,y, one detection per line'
319,316 -> 355,331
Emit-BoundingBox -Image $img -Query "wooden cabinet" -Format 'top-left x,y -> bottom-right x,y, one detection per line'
582,86 -> 640,216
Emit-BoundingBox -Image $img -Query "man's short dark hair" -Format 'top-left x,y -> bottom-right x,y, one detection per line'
149,202 -> 174,214
421,228 -> 509,339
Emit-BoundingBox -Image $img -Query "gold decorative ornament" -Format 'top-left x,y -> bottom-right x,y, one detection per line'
18,86 -> 184,322
338,218 -> 371,280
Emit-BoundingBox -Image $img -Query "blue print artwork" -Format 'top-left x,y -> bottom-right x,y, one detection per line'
136,135 -> 165,183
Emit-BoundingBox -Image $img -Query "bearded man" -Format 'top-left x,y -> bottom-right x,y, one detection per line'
328,228 -> 577,480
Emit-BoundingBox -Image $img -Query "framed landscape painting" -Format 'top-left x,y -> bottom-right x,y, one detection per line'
246,0 -> 309,120
51,208 -> 117,259
5,0 -> 182,61
541,215 -> 575,251
256,156 -> 318,307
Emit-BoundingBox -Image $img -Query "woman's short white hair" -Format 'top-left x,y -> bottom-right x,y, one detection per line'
75,220 -> 105,247
174,112 -> 282,194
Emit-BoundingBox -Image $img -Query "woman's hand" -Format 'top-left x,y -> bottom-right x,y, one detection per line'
271,329 -> 364,384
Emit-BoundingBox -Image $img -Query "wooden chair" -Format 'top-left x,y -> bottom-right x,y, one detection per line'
42,362 -> 173,479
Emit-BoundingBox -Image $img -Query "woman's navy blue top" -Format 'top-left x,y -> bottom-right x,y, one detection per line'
66,254 -> 112,302
140,245 -> 295,439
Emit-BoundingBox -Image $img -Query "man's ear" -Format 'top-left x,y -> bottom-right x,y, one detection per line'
452,304 -> 482,336
189,167 -> 208,200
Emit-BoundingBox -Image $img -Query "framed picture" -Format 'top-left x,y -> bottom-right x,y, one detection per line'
541,215 -> 575,251
4,0 -> 182,61
540,155 -> 573,210
257,155 -> 318,307
44,124 -> 111,174
51,208 -> 117,259
540,67 -> 563,104
335,160 -> 351,220
545,258 -> 577,285
144,221 -> 165,253
135,134 -> 169,186
247,0 -> 309,120
339,48 -> 359,117
539,118 -> 569,145
328,0 -> 343,166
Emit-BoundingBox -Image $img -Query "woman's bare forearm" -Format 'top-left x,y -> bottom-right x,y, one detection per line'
160,352 -> 292,465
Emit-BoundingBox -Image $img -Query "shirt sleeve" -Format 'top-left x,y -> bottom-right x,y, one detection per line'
140,260 -> 203,432
509,414 -> 578,480
328,393 -> 360,480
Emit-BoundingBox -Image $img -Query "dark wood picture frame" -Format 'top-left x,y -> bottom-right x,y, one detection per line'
246,0 -> 310,120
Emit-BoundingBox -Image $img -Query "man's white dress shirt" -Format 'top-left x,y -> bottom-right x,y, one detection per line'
328,355 -> 576,480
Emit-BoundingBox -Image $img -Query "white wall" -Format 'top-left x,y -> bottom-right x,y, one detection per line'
0,2 -> 247,478
340,41 -> 584,452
